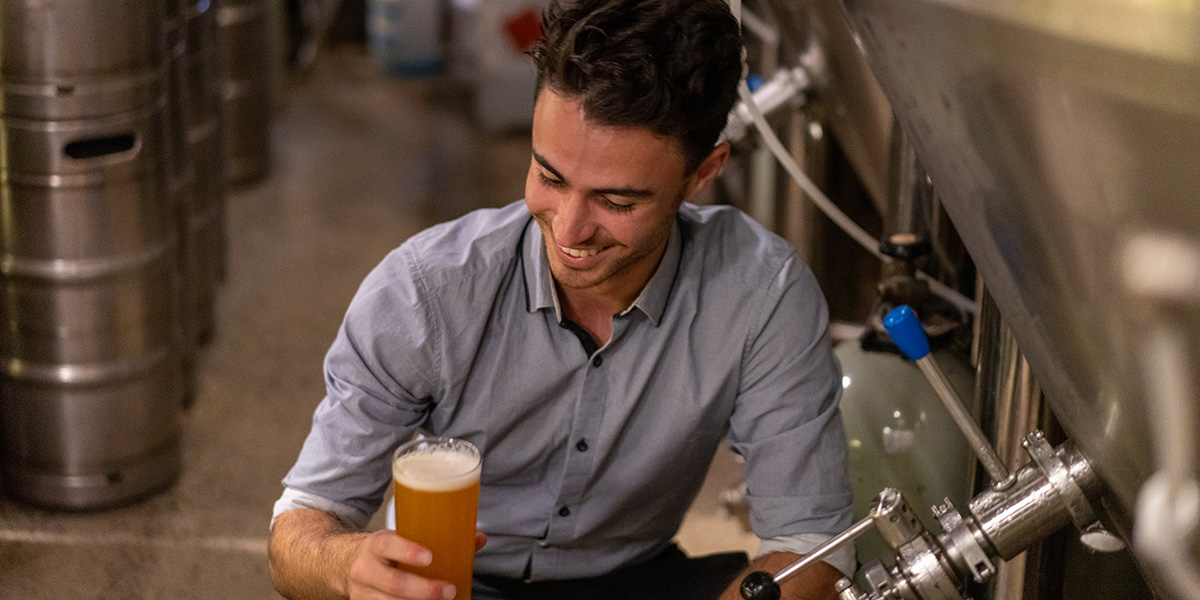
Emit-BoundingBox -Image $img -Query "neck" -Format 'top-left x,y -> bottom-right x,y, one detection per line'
555,238 -> 669,347
558,286 -> 621,347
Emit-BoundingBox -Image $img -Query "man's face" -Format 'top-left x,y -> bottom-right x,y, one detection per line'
525,89 -> 701,306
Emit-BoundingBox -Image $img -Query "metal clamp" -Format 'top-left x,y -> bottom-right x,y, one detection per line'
1023,430 -> 1097,529
933,499 -> 995,583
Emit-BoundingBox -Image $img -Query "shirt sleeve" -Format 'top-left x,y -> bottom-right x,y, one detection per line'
271,486 -> 373,531
727,251 -> 854,542
279,244 -> 444,523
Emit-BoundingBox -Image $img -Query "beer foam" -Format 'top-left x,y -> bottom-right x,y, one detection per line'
393,449 -> 481,492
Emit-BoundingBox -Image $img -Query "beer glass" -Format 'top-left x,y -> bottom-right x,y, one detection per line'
392,437 -> 482,598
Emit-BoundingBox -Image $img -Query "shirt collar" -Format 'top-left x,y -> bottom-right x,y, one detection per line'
522,216 -> 682,326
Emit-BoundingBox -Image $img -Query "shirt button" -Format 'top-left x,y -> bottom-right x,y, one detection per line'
592,355 -> 603,367
558,506 -> 571,517
576,439 -> 588,452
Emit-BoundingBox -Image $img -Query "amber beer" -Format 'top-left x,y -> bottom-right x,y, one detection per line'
392,437 -> 482,599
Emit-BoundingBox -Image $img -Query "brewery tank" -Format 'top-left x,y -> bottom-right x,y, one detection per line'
757,0 -> 1200,596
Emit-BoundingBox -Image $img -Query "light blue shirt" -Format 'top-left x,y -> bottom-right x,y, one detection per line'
278,201 -> 853,580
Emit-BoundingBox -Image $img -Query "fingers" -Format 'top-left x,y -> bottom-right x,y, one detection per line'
371,530 -> 434,568
475,531 -> 488,552
347,531 -> 457,600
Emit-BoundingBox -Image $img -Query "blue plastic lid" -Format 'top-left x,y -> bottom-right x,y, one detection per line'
883,305 -> 931,360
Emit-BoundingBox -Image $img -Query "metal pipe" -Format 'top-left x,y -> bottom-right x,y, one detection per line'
913,356 -> 1010,485
740,515 -> 876,600
773,516 -> 876,585
974,290 -> 1047,600
969,460 -> 1072,560
884,305 -> 1010,484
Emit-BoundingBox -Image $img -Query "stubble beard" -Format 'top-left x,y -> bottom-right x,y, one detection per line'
540,219 -> 673,294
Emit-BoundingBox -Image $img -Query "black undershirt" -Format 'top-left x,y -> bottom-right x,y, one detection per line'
560,318 -> 600,356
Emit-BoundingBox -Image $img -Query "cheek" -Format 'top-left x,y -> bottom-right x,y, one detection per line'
523,170 -> 538,204
623,211 -> 673,250
524,173 -> 550,213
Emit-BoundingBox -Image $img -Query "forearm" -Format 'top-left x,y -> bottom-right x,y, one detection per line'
720,551 -> 841,600
269,508 -> 369,600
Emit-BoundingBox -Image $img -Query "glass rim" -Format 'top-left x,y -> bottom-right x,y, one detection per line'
392,436 -> 481,475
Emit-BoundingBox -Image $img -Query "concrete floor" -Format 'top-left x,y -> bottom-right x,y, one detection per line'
0,46 -> 755,599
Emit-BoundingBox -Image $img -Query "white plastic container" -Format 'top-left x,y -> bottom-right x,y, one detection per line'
472,0 -> 549,131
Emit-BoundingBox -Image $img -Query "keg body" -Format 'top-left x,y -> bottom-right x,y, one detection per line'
218,0 -> 272,183
1,0 -> 165,120
0,0 -> 184,510
185,0 -> 227,342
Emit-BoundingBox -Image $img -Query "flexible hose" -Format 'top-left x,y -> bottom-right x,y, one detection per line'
727,0 -> 978,315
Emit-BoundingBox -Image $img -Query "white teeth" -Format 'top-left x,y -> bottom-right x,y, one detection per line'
561,246 -> 599,258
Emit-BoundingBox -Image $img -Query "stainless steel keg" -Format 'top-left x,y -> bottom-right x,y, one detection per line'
186,0 -> 228,344
0,0 -> 185,509
163,0 -> 202,404
0,0 -> 165,120
0,105 -> 185,509
218,0 -> 273,183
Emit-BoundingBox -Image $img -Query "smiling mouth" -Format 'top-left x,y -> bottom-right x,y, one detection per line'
560,246 -> 600,258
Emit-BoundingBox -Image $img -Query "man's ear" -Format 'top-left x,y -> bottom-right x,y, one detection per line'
685,142 -> 731,199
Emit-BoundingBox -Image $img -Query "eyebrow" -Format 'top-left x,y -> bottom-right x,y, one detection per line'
532,150 -> 655,199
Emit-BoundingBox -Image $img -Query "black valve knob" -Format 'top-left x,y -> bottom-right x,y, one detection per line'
740,571 -> 781,600
879,232 -> 930,262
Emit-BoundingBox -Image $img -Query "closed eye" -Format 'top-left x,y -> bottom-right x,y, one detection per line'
534,159 -> 638,213
601,198 -> 634,213
537,172 -> 565,188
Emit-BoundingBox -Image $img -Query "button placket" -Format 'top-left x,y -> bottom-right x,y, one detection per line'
544,351 -> 608,546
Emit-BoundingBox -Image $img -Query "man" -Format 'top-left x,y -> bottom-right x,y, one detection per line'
268,1 -> 853,599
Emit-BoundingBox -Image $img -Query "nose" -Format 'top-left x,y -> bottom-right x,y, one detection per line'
552,193 -> 596,247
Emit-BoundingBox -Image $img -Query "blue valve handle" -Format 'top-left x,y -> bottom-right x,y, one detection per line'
883,305 -> 1012,483
883,305 -> 930,361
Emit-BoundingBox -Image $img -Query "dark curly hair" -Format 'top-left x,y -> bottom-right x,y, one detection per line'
528,0 -> 743,174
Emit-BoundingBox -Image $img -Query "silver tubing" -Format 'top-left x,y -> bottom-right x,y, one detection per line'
914,355 -> 1010,485
773,516 -> 876,586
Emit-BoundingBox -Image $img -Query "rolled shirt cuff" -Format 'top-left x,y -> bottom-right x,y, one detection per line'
271,486 -> 373,531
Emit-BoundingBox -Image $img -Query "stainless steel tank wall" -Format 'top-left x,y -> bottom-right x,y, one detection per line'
746,0 -> 1195,595
807,0 -> 1199,596
831,0 -> 1200,522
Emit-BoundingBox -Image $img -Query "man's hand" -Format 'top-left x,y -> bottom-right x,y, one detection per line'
346,529 -> 451,599
269,508 -> 487,600
346,530 -> 489,600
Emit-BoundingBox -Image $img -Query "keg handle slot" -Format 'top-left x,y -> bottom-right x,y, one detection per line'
64,133 -> 137,160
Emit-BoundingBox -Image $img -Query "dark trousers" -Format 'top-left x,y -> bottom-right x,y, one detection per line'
472,545 -> 749,600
